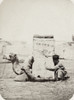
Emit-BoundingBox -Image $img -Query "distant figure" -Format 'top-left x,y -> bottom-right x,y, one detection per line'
46,54 -> 69,81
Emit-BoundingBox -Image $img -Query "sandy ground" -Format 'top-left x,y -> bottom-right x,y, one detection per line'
0,60 -> 74,100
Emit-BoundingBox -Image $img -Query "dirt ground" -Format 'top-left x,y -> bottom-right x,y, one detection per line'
0,59 -> 74,100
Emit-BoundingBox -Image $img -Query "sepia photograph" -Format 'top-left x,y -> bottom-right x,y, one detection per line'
0,0 -> 74,100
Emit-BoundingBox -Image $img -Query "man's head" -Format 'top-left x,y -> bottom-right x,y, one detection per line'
52,54 -> 59,65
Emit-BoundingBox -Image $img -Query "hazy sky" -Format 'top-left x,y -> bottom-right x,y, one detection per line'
0,0 -> 74,43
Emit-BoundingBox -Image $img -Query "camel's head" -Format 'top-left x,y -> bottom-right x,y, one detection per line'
9,53 -> 19,64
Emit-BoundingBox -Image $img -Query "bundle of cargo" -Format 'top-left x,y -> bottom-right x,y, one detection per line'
32,35 -> 55,78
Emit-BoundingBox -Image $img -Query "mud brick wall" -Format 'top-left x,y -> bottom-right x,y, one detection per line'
33,35 -> 55,77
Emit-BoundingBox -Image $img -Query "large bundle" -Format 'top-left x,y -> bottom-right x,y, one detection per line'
33,35 -> 55,77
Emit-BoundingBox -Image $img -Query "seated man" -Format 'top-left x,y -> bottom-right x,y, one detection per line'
46,54 -> 69,81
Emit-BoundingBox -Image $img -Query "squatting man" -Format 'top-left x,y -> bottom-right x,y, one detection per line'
3,54 -> 69,82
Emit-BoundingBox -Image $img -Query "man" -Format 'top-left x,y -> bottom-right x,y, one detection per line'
46,54 -> 69,81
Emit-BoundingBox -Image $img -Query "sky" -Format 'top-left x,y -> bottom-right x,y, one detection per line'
0,0 -> 74,43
